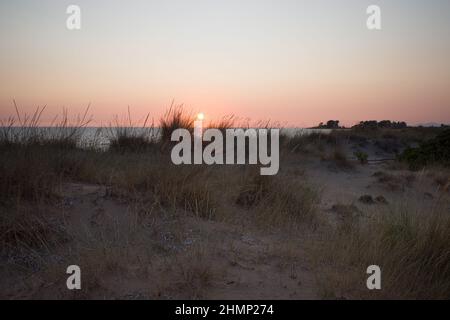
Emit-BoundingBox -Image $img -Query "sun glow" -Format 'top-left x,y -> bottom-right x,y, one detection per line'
197,112 -> 205,121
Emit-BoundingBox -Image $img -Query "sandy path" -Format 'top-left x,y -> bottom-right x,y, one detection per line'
57,182 -> 318,299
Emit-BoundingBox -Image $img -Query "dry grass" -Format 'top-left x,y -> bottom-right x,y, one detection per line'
106,107 -> 158,153
0,105 -> 93,205
0,206 -> 68,257
207,115 -> 236,131
423,166 -> 450,193
0,102 -> 91,148
159,102 -> 195,144
281,132 -> 337,155
372,171 -> 415,191
236,168 -> 320,229
3,105 -> 450,300
169,244 -> 218,299
320,147 -> 354,170
313,199 -> 450,299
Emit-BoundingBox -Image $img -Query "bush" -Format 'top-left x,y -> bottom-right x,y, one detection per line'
354,150 -> 368,164
399,129 -> 450,169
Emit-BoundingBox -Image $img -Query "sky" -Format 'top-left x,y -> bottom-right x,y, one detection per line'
1,0 -> 450,127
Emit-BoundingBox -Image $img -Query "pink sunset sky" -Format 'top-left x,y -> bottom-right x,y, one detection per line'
1,0 -> 450,127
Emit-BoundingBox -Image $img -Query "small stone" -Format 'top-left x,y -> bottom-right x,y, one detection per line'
424,192 -> 434,199
359,195 -> 375,204
375,195 -> 388,204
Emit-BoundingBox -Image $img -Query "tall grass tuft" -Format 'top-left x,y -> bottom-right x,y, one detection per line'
314,199 -> 450,299
236,168 -> 320,228
159,102 -> 195,144
0,104 -> 91,204
107,106 -> 157,153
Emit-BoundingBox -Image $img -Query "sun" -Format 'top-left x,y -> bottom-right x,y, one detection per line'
197,112 -> 205,120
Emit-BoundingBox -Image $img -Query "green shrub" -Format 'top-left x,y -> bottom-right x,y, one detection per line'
399,129 -> 450,169
354,150 -> 368,164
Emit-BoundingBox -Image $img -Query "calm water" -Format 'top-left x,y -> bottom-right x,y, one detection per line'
1,127 -> 331,149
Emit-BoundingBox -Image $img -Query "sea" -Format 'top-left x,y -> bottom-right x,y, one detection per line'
0,127 -> 332,149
